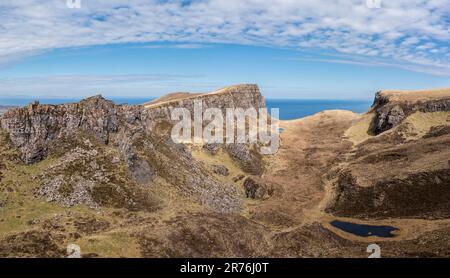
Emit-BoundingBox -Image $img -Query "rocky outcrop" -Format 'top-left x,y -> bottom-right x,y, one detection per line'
0,84 -> 265,164
243,177 -> 274,200
323,87 -> 450,219
0,84 -> 266,213
423,125 -> 450,138
212,165 -> 229,176
371,89 -> 450,134
32,141 -> 159,211
226,144 -> 264,175
145,84 -> 264,113
0,96 -> 120,163
326,169 -> 450,218
203,141 -> 265,175
142,84 -> 265,134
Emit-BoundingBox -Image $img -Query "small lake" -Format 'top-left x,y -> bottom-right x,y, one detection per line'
330,220 -> 399,238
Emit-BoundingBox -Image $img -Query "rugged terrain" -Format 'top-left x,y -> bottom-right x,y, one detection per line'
0,85 -> 449,258
0,106 -> 16,116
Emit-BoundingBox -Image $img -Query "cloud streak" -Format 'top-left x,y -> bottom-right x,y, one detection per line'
0,0 -> 449,75
0,74 -> 221,97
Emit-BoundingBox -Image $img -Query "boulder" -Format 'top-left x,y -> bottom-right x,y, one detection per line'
212,165 -> 229,176
243,177 -> 274,200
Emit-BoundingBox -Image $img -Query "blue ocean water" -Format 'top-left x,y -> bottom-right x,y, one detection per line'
0,97 -> 372,120
266,99 -> 372,120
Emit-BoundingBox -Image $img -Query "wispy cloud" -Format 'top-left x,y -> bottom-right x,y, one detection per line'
0,0 -> 449,75
289,55 -> 450,77
144,43 -> 210,49
0,74 -> 222,97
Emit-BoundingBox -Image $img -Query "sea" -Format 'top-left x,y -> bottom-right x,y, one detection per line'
266,99 -> 372,120
0,97 -> 373,120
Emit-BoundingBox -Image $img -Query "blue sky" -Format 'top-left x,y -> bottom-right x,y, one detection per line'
0,0 -> 449,99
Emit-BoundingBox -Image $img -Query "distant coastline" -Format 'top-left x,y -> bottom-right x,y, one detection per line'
0,97 -> 372,120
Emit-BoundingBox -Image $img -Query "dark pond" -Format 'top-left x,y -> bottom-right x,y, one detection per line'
330,220 -> 399,238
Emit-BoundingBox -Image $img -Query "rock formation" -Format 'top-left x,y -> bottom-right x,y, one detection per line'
0,84 -> 265,214
327,88 -> 450,218
1,84 -> 264,164
371,88 -> 450,134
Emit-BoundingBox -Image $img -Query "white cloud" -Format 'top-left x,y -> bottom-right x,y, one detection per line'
0,74 -> 220,97
143,43 -> 209,49
0,0 -> 449,75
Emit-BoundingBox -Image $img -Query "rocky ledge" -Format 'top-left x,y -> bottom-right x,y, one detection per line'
0,84 -> 264,164
0,84 -> 266,213
326,87 -> 450,219
371,88 -> 450,134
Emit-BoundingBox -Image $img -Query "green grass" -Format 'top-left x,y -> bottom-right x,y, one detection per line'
76,231 -> 141,258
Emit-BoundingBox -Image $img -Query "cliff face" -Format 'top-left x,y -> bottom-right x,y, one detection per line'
371,88 -> 450,134
146,84 -> 263,108
325,87 -> 450,218
0,84 -> 264,164
1,97 -> 120,163
143,84 -> 265,129
0,84 -> 265,213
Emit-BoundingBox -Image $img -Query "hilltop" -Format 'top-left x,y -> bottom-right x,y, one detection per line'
370,87 -> 450,134
375,87 -> 450,103
144,84 -> 263,109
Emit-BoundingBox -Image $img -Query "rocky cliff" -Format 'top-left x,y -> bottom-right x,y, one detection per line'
371,88 -> 450,134
0,84 -> 264,164
0,84 -> 265,213
143,84 -> 265,131
326,87 -> 450,218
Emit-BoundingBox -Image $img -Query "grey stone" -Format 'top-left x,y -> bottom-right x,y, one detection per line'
212,165 -> 229,176
243,177 -> 274,200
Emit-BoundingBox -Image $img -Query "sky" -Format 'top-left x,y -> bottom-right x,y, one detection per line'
0,0 -> 449,100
